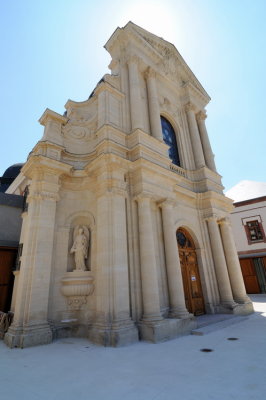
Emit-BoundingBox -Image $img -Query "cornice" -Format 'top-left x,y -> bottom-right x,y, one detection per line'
21,155 -> 73,179
181,82 -> 210,108
93,80 -> 125,99
39,108 -> 68,126
64,95 -> 96,111
5,173 -> 26,195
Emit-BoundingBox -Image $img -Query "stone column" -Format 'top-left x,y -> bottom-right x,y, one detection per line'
145,67 -> 163,141
5,171 -> 60,348
89,167 -> 138,346
137,196 -> 163,321
127,56 -> 144,131
161,202 -> 191,318
185,103 -> 205,169
196,111 -> 217,172
206,216 -> 236,307
111,193 -> 135,325
219,218 -> 250,303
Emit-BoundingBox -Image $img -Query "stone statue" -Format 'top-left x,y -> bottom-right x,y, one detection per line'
70,225 -> 90,271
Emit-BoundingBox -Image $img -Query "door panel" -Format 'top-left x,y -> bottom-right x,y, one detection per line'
177,229 -> 205,316
0,248 -> 16,312
240,258 -> 260,294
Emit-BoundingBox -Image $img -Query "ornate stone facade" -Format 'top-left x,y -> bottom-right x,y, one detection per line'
4,22 -> 253,348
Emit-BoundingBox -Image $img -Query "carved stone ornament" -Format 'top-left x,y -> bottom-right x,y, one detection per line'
63,121 -> 97,142
196,111 -> 207,121
61,271 -> 94,310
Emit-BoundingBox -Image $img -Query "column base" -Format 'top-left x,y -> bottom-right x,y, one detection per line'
4,322 -> 52,348
169,308 -> 193,319
233,301 -> 254,315
217,300 -> 254,315
233,295 -> 252,304
139,317 -> 196,343
88,321 -> 139,347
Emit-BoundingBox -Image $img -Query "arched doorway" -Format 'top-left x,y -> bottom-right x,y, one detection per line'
176,228 -> 205,315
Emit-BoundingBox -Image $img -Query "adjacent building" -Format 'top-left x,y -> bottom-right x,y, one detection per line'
0,164 -> 23,313
227,181 -> 266,294
3,22 -> 252,348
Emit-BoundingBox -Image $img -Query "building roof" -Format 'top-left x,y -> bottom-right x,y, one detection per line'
0,163 -> 24,193
2,163 -> 24,178
225,180 -> 266,202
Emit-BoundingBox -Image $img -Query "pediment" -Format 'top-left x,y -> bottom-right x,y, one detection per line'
105,22 -> 210,101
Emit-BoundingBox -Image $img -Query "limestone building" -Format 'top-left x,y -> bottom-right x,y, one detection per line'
4,22 -> 253,348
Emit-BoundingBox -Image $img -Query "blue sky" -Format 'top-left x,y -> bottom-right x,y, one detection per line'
1,0 -> 265,191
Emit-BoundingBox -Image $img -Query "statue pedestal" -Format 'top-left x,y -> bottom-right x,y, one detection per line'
61,271 -> 94,310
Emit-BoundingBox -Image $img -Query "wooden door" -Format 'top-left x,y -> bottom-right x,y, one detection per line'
239,258 -> 260,294
0,248 -> 16,312
177,229 -> 205,316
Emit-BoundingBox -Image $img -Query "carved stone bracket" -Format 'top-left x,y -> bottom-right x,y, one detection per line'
61,271 -> 94,310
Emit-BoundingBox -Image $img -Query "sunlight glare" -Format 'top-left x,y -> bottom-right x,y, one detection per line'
121,0 -> 177,43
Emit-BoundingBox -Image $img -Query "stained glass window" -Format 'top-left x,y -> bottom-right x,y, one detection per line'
161,116 -> 180,166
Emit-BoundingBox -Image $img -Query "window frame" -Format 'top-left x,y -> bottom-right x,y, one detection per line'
244,220 -> 266,245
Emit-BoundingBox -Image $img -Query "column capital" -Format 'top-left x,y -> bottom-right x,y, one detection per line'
28,191 -> 60,202
134,191 -> 161,204
196,110 -> 207,121
218,217 -> 231,226
134,193 -> 152,204
127,55 -> 141,65
157,199 -> 176,209
145,66 -> 157,80
204,214 -> 219,223
184,102 -> 196,113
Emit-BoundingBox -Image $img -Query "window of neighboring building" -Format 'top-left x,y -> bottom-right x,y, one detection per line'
245,220 -> 265,244
160,116 -> 180,167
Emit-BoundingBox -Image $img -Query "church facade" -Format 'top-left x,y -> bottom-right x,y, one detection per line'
5,22 -> 253,348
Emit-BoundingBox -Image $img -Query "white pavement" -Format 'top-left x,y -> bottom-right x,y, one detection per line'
1,295 -> 266,400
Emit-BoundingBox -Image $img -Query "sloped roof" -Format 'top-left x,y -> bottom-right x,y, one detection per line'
225,180 -> 266,202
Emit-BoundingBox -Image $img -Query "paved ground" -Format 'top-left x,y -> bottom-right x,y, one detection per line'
1,295 -> 266,400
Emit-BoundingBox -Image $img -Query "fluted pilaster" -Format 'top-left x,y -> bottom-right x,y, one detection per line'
161,201 -> 190,318
219,218 -> 250,303
145,67 -> 163,141
185,103 -> 205,169
127,56 -> 144,131
197,111 -> 217,172
206,216 -> 236,307
137,196 -> 163,321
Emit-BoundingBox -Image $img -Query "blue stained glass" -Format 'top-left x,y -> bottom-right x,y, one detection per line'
161,116 -> 180,166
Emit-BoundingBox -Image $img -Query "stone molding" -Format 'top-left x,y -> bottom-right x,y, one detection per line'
39,108 -> 68,127
27,190 -> 60,203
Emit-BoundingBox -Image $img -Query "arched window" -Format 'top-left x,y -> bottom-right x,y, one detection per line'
160,116 -> 180,166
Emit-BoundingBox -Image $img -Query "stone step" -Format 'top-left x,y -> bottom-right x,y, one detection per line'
191,315 -> 249,336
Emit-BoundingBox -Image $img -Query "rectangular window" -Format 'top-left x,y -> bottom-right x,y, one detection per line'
245,220 -> 265,244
